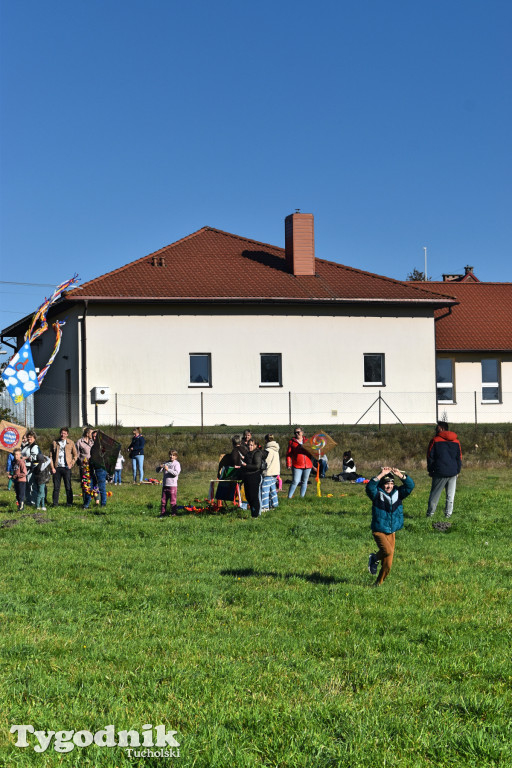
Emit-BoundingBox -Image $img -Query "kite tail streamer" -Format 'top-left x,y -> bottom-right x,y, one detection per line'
37,321 -> 65,386
24,274 -> 79,344
81,459 -> 98,501
316,454 -> 321,497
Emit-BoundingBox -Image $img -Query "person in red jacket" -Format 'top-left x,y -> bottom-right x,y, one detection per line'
286,427 -> 314,499
426,421 -> 462,519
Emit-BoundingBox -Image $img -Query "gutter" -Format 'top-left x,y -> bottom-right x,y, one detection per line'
72,295 -> 457,306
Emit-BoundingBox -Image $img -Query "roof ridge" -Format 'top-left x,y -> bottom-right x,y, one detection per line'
202,226 -> 285,252
68,227 -> 214,295
68,226 -> 285,296
315,257 -> 457,301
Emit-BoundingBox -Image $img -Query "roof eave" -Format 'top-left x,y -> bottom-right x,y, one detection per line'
73,295 -> 456,306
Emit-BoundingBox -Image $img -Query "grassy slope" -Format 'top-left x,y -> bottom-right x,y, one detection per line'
0,467 -> 511,767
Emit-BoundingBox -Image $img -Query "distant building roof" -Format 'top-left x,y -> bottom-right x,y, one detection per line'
441,265 -> 480,283
412,281 -> 512,351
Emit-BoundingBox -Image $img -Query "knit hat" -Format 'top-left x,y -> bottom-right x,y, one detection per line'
379,473 -> 395,487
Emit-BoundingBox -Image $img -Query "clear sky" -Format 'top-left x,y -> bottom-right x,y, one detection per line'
1,0 -> 511,332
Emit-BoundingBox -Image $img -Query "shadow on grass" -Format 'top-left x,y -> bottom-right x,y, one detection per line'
221,567 -> 348,585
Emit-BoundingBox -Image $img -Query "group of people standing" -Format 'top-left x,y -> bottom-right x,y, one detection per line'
6,425 -> 148,511
217,430 -> 281,518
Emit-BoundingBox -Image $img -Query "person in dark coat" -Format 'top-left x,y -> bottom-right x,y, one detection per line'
217,435 -> 244,477
241,438 -> 264,518
426,421 -> 462,519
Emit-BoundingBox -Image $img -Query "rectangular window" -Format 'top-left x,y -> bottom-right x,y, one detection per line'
189,353 -> 211,386
260,353 -> 282,386
363,354 -> 385,385
436,358 -> 454,402
481,359 -> 500,402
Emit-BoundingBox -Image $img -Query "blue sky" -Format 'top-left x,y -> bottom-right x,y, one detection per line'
1,0 -> 511,331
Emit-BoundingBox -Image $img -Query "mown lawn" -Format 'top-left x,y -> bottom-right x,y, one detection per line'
0,469 -> 510,767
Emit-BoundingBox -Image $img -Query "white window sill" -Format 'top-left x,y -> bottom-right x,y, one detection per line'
260,383 -> 282,387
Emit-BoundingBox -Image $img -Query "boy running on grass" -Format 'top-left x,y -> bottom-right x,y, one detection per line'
366,466 -> 414,587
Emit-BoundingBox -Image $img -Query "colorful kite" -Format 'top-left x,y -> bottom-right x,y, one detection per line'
303,432 -> 337,497
1,275 -> 79,403
1,342 -> 40,404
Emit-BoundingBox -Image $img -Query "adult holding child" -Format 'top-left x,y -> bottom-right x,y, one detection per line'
128,427 -> 145,484
286,426 -> 314,499
366,466 -> 414,587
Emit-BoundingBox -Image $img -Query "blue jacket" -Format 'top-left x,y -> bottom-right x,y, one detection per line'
128,435 -> 145,457
366,475 -> 415,534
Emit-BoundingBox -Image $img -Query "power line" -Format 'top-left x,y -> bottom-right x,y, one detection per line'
0,280 -> 58,287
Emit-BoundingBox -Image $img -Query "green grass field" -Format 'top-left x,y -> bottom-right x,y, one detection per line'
0,466 -> 511,767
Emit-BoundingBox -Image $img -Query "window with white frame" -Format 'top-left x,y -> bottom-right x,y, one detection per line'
481,359 -> 500,402
363,354 -> 385,385
260,353 -> 282,386
436,358 -> 454,402
189,353 -> 211,386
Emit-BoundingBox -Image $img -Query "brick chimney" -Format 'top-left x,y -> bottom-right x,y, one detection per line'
285,212 -> 315,276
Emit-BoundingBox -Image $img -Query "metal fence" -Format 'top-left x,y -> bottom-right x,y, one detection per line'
4,388 -> 511,429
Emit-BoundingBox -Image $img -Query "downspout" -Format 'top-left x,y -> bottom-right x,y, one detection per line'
433,305 -> 453,423
80,300 -> 88,425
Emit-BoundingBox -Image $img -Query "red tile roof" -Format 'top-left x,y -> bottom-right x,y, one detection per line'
68,227 -> 452,306
412,282 -> 512,351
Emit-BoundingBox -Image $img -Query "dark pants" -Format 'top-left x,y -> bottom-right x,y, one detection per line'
53,467 -> 73,505
14,480 -> 26,507
244,473 -> 261,518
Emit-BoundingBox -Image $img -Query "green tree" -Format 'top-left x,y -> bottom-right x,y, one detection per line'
406,267 -> 429,281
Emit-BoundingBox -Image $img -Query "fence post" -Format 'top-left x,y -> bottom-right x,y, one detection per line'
474,391 -> 477,425
288,391 -> 292,426
201,391 -> 204,433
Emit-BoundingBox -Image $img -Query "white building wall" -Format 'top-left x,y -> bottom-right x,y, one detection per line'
80,303 -> 437,426
437,353 -> 512,424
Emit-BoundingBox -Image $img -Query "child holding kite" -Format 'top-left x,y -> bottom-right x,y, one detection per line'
157,450 -> 181,517
366,466 -> 414,587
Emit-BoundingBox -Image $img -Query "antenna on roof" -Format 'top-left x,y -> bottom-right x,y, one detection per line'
295,209 -> 301,213
424,247 -> 427,281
